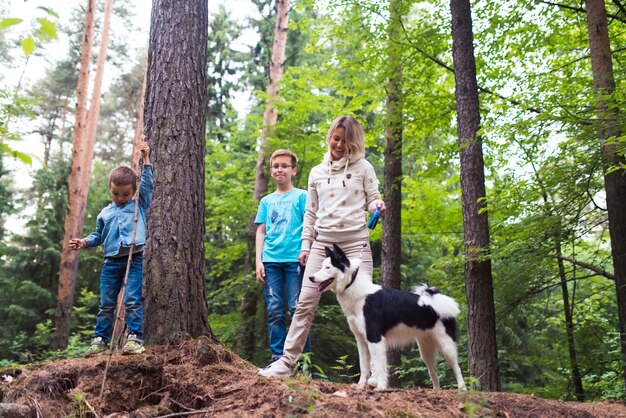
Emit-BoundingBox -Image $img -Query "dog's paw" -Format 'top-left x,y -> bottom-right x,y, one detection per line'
356,379 -> 367,389
374,385 -> 390,392
367,376 -> 378,387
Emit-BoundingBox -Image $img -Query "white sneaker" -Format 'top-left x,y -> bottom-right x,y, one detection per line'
258,359 -> 293,378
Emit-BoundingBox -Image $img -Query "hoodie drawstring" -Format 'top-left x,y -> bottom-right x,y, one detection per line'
326,153 -> 351,187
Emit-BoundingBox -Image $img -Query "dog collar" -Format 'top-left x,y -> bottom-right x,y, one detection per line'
345,266 -> 359,290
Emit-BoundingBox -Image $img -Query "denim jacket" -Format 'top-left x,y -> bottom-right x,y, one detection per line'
84,164 -> 154,257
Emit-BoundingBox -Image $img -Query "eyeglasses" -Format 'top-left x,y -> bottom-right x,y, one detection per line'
271,164 -> 293,170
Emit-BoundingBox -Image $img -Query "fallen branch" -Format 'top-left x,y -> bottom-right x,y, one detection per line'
158,410 -> 214,417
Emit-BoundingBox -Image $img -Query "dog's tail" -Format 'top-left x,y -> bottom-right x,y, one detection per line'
413,284 -> 460,319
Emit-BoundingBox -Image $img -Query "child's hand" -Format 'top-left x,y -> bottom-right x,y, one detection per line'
255,262 -> 266,284
299,250 -> 309,266
69,238 -> 86,250
139,140 -> 150,164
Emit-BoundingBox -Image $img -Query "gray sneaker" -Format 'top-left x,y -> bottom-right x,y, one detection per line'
122,334 -> 145,355
84,337 -> 108,357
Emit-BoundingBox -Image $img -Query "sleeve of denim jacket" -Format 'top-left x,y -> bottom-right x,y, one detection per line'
139,164 -> 154,209
83,212 -> 104,247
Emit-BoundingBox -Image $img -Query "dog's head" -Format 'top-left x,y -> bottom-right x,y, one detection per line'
309,243 -> 354,294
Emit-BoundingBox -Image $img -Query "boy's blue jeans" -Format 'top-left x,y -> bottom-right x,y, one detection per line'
263,262 -> 311,359
94,254 -> 143,343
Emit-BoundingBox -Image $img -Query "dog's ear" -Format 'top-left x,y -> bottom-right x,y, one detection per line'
332,243 -> 350,268
325,246 -> 334,258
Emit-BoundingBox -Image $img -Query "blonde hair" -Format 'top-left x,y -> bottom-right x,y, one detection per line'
270,149 -> 298,167
326,115 -> 365,160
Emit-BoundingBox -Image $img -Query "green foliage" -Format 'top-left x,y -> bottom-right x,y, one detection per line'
0,7 -> 58,58
1,0 -> 625,404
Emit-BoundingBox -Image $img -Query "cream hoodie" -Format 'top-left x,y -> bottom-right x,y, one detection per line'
301,151 -> 381,251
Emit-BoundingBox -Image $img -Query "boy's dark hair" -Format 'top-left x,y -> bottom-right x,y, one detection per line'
109,166 -> 138,193
270,149 -> 298,168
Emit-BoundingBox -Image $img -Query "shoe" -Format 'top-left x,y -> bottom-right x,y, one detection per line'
262,356 -> 281,369
84,337 -> 108,357
122,334 -> 145,355
258,359 -> 292,378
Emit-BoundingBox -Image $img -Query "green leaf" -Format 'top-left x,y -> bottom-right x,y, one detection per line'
36,17 -> 57,40
0,17 -> 22,30
21,36 -> 36,57
0,143 -> 33,165
37,6 -> 60,19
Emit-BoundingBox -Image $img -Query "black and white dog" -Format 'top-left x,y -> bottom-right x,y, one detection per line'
309,244 -> 465,391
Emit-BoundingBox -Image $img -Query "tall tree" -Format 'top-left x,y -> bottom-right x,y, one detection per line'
381,0 -> 404,388
252,0 -> 291,203
52,0 -> 96,350
142,0 -> 212,343
449,0 -> 500,391
585,0 -> 626,391
238,0 -> 291,359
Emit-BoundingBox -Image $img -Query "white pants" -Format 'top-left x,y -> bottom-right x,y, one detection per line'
281,238 -> 373,364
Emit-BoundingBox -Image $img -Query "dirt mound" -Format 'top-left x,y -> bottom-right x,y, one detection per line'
1,337 -> 625,417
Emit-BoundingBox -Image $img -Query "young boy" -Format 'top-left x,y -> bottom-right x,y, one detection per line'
69,142 -> 153,356
255,149 -> 310,366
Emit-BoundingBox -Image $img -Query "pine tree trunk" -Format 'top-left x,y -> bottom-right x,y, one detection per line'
585,0 -> 626,391
142,0 -> 212,344
52,0 -> 96,350
450,0 -> 500,391
239,0 -> 291,358
382,0 -> 404,388
132,68 -> 147,172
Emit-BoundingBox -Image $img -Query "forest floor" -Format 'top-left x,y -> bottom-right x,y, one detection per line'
1,337 -> 625,418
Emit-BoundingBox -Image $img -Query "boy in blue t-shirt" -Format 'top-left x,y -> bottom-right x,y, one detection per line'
255,149 -> 310,366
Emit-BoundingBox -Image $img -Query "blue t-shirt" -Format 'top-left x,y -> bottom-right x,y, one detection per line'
255,188 -> 307,263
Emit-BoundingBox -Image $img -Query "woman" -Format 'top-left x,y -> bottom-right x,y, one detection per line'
259,115 -> 385,377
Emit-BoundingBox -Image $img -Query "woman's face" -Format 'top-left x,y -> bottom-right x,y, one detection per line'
328,127 -> 347,161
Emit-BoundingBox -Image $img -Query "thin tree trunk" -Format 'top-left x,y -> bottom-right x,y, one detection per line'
132,68 -> 147,172
555,237 -> 585,401
143,0 -> 212,343
450,0 -> 500,391
252,0 -> 290,202
585,0 -> 626,391
239,0 -> 291,359
382,0 -> 404,388
52,0 -> 96,350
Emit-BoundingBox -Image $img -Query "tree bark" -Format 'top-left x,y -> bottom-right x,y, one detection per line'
382,0 -> 404,388
585,0 -> 626,391
450,0 -> 500,391
143,0 -> 212,344
132,68 -> 147,172
52,0 -> 96,350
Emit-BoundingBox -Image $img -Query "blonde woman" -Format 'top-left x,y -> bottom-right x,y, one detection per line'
259,115 -> 385,377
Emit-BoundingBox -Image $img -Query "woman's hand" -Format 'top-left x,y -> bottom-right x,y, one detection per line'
373,199 -> 386,213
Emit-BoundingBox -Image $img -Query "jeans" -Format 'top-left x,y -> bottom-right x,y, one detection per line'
94,254 -> 143,343
263,262 -> 311,358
